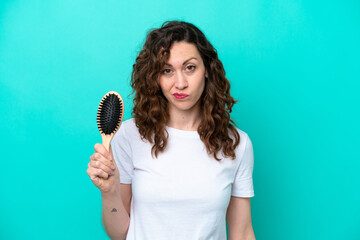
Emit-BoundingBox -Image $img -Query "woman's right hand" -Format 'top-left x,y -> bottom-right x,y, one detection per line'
87,143 -> 120,193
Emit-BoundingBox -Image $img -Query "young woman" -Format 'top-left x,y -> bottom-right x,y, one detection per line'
87,20 -> 255,240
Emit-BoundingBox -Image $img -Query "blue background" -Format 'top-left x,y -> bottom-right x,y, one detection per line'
1,0 -> 359,239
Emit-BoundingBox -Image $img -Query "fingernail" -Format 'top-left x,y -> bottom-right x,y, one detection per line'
111,164 -> 115,169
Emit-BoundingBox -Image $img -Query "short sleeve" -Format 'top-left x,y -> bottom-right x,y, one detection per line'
231,134 -> 255,197
110,122 -> 134,184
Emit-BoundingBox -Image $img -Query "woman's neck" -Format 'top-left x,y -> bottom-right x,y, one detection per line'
167,104 -> 202,131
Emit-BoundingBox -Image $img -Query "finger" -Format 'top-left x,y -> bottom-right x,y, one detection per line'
90,160 -> 113,175
108,144 -> 115,163
88,167 -> 110,179
94,143 -> 112,161
88,173 -> 103,188
91,152 -> 115,171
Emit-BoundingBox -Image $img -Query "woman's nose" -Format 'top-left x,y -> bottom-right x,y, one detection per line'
174,72 -> 188,89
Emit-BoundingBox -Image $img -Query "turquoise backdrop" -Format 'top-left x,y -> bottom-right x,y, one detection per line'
1,0 -> 359,239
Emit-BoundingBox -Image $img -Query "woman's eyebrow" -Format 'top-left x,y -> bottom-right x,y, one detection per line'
165,57 -> 198,67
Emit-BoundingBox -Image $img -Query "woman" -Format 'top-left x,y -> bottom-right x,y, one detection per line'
87,20 -> 255,240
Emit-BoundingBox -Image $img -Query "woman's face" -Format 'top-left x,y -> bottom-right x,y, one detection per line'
158,41 -> 208,115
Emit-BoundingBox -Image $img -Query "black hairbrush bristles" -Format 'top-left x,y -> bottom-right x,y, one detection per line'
97,92 -> 124,135
96,91 -> 124,153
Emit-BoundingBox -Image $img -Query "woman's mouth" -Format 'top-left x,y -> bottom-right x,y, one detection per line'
173,93 -> 189,100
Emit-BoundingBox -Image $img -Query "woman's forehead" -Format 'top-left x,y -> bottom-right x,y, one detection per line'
166,42 -> 202,64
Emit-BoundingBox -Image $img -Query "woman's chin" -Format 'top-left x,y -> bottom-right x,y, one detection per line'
169,102 -> 200,113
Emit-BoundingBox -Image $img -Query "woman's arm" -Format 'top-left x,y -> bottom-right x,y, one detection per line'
101,187 -> 130,240
226,197 -> 256,240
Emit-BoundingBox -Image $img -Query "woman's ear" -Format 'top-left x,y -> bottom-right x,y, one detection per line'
205,70 -> 208,78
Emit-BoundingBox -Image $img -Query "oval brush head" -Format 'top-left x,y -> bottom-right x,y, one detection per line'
97,91 -> 124,152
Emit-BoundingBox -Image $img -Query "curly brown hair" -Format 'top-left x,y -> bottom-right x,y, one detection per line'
130,20 -> 240,161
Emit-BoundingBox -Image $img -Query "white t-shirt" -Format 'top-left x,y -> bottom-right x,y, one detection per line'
110,118 -> 254,240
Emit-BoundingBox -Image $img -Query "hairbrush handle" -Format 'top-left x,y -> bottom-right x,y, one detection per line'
101,133 -> 114,153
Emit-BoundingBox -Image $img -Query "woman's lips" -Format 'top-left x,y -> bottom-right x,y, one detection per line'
173,93 -> 189,99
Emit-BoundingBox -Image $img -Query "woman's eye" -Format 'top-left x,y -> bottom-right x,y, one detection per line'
162,69 -> 172,74
186,65 -> 196,71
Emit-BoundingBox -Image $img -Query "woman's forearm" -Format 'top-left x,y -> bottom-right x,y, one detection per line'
101,189 -> 130,240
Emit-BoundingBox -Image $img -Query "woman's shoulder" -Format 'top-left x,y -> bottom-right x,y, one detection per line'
232,126 -> 251,152
232,126 -> 250,141
121,117 -> 136,127
119,118 -> 138,133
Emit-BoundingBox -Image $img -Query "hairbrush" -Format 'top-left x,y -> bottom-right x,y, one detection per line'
97,91 -> 125,152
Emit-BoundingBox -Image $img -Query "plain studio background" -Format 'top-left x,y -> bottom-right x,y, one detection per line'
0,0 -> 359,239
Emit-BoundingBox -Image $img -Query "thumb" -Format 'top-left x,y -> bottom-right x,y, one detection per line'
108,144 -> 117,170
91,175 -> 104,188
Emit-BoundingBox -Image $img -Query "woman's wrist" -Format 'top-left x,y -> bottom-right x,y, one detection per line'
101,184 -> 121,199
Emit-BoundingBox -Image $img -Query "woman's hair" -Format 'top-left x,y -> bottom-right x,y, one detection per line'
130,20 -> 240,161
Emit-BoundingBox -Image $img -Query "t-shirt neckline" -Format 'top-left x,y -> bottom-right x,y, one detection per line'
165,125 -> 199,138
